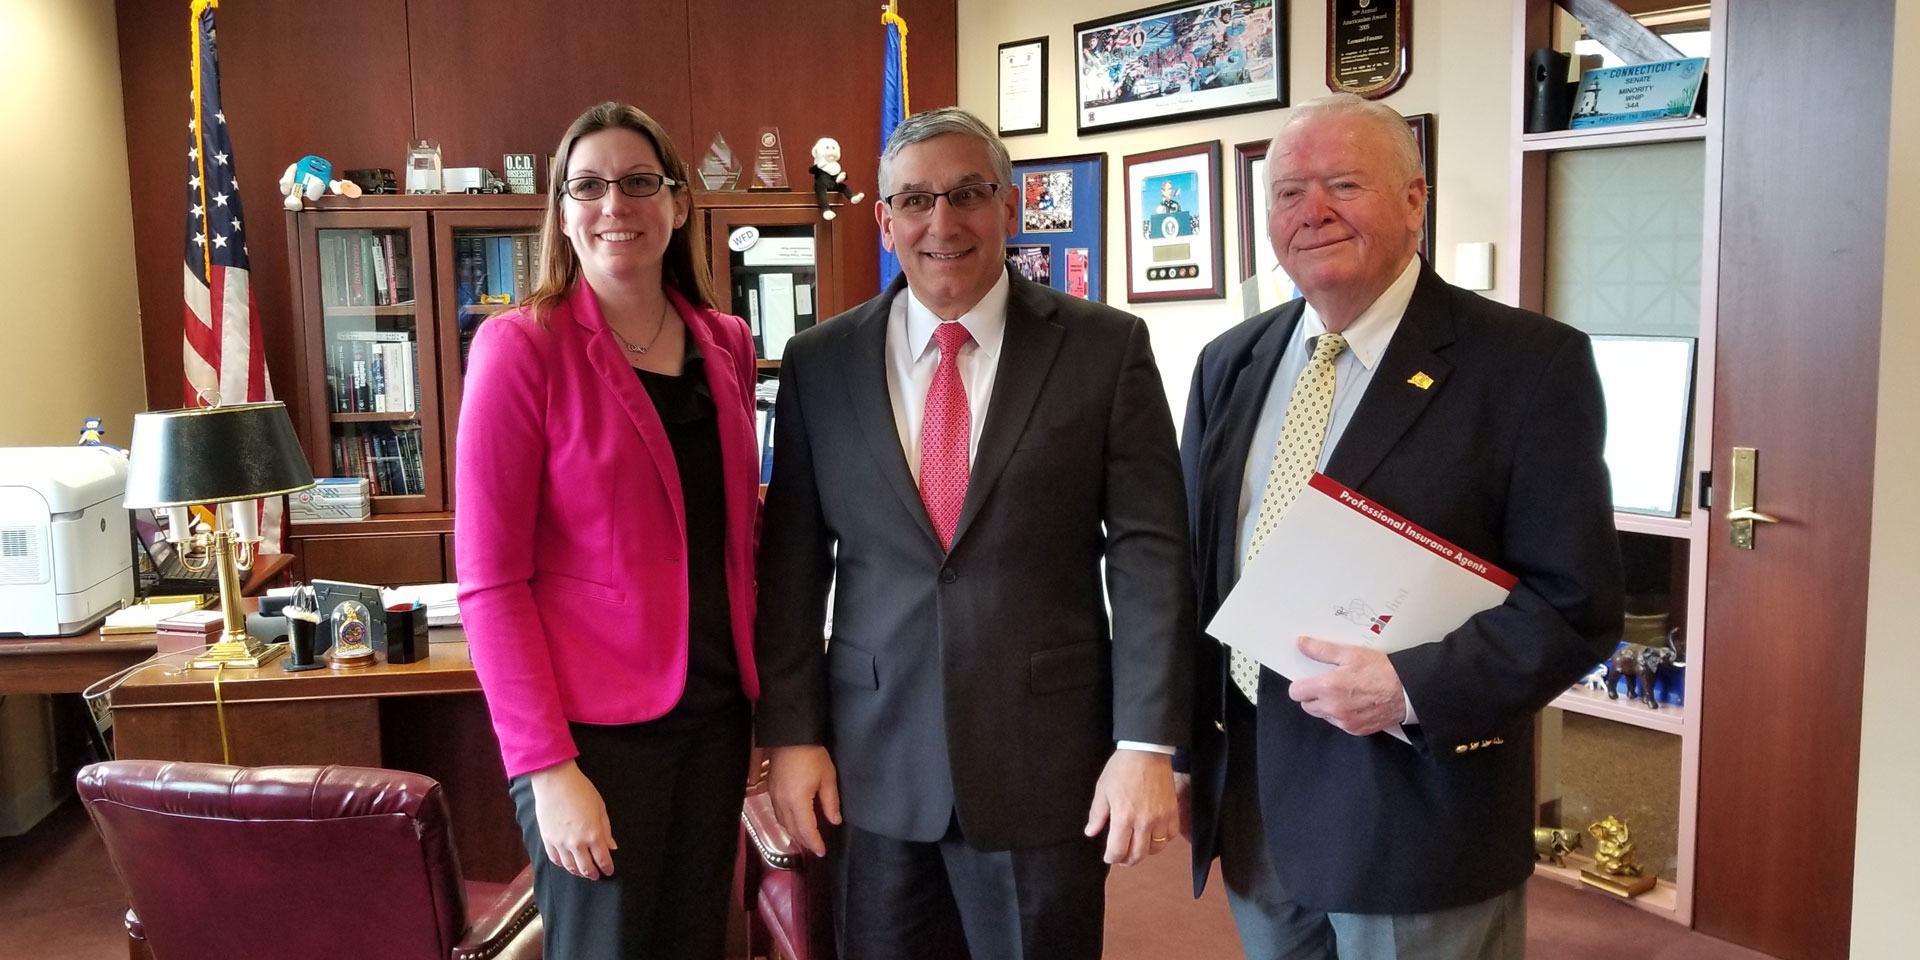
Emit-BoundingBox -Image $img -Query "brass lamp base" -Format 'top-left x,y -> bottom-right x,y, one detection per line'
189,639 -> 288,670
1580,868 -> 1658,898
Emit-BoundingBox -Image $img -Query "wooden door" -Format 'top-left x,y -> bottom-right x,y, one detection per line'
1693,2 -> 1896,957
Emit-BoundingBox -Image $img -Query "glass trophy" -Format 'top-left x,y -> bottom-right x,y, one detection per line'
404,139 -> 443,195
699,133 -> 742,190
750,127 -> 789,191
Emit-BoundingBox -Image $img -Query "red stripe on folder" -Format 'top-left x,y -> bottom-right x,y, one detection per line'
1306,474 -> 1519,591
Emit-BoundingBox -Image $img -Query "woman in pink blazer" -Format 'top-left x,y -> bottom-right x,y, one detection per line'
456,101 -> 761,960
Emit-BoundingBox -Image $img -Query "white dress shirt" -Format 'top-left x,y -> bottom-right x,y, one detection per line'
883,273 -> 1171,756
886,273 -> 1010,480
1232,256 -> 1424,724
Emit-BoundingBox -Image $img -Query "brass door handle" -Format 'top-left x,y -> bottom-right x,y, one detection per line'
1727,448 -> 1774,550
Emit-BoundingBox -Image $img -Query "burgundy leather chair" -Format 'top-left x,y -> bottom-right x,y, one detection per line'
741,790 -> 836,960
76,760 -> 540,960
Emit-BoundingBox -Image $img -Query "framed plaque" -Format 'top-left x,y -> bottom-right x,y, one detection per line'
998,37 -> 1049,137
1326,0 -> 1411,100
1075,0 -> 1287,136
1123,140 -> 1223,302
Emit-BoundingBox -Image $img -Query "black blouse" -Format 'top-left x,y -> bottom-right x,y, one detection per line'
634,349 -> 744,725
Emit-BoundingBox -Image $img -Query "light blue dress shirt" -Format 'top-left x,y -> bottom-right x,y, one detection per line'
1233,257 -> 1423,573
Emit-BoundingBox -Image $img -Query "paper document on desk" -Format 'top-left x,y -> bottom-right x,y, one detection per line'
1207,473 -> 1516,709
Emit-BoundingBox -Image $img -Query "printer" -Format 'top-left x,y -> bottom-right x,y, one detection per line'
0,446 -> 136,636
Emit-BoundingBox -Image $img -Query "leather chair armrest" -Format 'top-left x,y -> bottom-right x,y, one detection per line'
452,866 -> 538,960
742,791 -> 807,871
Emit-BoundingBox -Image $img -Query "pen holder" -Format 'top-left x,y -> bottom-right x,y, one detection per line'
283,610 -> 324,672
384,602 -> 429,664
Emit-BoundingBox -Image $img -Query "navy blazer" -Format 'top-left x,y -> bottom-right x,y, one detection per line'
1180,264 -> 1624,913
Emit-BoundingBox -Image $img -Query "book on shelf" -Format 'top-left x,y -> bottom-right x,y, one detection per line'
368,234 -> 388,305
328,330 -> 417,414
513,235 -> 531,304
330,422 -> 427,497
319,230 -> 412,309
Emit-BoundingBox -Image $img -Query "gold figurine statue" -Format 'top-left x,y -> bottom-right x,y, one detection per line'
1580,815 -> 1657,897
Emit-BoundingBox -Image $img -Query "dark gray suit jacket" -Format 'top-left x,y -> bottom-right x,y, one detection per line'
1182,266 -> 1624,913
755,270 -> 1193,851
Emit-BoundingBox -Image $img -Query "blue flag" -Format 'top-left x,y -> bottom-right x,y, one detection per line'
880,7 -> 909,289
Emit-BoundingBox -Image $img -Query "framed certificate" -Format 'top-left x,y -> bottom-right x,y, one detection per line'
998,37 -> 1049,137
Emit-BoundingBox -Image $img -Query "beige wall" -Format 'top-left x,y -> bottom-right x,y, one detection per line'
0,0 -> 146,447
1852,0 -> 1919,952
0,0 -> 144,835
957,0 -> 1514,416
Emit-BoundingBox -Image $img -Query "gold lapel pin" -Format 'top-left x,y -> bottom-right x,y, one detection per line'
1407,372 -> 1435,390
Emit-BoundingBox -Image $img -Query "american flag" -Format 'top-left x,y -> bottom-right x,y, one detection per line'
182,0 -> 284,551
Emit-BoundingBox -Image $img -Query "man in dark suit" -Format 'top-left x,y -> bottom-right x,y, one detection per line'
1178,93 -> 1624,958
756,106 -> 1192,960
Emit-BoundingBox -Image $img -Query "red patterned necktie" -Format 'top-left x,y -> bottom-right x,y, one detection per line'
919,322 -> 973,551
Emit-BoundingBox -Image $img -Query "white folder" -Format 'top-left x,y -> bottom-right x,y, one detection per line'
1207,474 -> 1516,739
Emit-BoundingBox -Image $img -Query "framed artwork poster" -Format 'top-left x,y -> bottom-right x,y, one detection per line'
1009,153 -> 1108,301
1123,140 -> 1223,302
1075,0 -> 1287,135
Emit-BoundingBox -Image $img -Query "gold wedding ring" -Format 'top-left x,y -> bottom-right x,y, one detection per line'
1150,835 -> 1169,843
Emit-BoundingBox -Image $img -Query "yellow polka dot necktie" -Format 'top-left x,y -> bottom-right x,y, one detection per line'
1231,332 -> 1347,705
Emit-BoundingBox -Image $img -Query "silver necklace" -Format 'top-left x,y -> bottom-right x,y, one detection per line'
612,301 -> 670,355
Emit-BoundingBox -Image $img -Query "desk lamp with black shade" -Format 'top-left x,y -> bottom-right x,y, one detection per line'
123,402 -> 314,668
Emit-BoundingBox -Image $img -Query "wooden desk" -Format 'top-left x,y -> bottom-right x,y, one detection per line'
0,554 -> 295,697
107,632 -> 526,882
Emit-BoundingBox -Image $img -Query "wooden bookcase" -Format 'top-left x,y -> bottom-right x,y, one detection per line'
700,190 -> 852,369
283,190 -> 844,584
1509,0 -> 1726,928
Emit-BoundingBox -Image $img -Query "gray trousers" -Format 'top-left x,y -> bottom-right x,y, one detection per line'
1218,693 -> 1527,960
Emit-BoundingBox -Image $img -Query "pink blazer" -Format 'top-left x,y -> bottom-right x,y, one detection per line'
456,280 -> 762,778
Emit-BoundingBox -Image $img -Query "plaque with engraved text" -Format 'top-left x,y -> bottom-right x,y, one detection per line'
1326,0 -> 1411,100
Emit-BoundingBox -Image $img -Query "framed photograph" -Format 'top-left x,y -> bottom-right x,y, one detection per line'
1589,335 -> 1697,517
1233,138 -> 1298,315
1006,245 -> 1055,285
1074,0 -> 1287,136
1123,141 -> 1224,302
1405,113 -> 1436,259
998,37 -> 1049,136
1010,153 -> 1108,301
1021,169 -> 1076,233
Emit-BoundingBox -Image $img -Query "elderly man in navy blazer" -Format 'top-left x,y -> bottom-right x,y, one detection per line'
1178,93 -> 1625,959
755,107 -> 1193,960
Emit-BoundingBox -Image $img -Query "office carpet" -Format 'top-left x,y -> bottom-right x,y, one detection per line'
4,796 -> 1779,959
